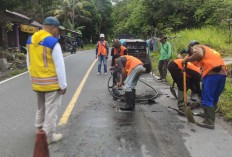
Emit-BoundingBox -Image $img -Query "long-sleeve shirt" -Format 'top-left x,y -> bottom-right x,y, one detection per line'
96,40 -> 109,55
159,41 -> 171,60
27,43 -> 67,90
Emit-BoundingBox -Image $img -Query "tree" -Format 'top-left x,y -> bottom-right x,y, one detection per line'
0,0 -> 57,49
45,0 -> 91,30
0,0 -> 33,49
94,0 -> 114,40
112,0 -> 232,38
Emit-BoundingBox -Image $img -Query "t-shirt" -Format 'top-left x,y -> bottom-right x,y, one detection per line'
159,41 -> 171,60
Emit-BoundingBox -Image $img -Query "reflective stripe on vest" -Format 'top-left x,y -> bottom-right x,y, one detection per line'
98,40 -> 107,56
123,55 -> 143,76
31,76 -> 58,85
27,31 -> 60,92
114,46 -> 127,56
192,45 -> 226,78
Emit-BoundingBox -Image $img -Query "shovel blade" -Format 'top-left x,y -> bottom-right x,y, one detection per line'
185,106 -> 196,124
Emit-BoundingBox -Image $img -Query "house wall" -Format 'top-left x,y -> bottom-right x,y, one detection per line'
7,30 -> 16,47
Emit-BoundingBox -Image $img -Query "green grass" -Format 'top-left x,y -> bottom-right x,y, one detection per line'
168,25 -> 232,57
82,44 -> 96,50
8,68 -> 27,77
220,77 -> 232,120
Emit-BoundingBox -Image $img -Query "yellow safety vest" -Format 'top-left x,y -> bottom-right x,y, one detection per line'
26,30 -> 60,92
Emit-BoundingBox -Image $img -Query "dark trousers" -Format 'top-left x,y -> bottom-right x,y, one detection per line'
112,70 -> 121,86
158,59 -> 168,79
168,61 -> 202,97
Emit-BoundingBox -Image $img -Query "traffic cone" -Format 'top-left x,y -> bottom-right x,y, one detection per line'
33,130 -> 50,157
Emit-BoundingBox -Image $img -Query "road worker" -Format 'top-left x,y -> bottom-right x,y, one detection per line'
110,40 -> 128,87
113,54 -> 145,111
168,59 -> 202,111
177,45 -> 212,101
96,33 -> 109,75
182,40 -> 227,129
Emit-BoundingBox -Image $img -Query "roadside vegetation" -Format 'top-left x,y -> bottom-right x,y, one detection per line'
82,44 -> 96,50
168,25 -> 232,57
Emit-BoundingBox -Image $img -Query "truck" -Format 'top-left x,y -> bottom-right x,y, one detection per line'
116,34 -> 152,73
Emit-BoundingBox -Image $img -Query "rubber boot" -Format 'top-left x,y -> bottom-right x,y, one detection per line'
177,90 -> 184,111
120,91 -> 135,111
132,89 -> 136,98
196,106 -> 215,129
132,89 -> 136,108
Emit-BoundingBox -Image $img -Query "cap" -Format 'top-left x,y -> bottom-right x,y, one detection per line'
158,34 -> 167,40
188,40 -> 200,47
43,17 -> 65,30
100,34 -> 105,38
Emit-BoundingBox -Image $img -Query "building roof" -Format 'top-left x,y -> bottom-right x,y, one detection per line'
6,10 -> 42,28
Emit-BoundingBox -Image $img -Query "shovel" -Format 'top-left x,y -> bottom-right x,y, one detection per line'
183,64 -> 196,124
170,81 -> 177,99
168,106 -> 204,118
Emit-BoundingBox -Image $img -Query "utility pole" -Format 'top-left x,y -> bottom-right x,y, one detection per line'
72,0 -> 75,30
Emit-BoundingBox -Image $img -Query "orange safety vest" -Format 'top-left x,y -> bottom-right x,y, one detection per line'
123,55 -> 143,76
191,45 -> 226,78
97,40 -> 107,56
114,46 -> 128,56
174,59 -> 201,78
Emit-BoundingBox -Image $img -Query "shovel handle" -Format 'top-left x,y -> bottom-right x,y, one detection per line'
182,63 -> 187,103
182,63 -> 187,72
183,71 -> 187,103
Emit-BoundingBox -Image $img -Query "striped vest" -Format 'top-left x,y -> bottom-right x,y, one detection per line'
26,31 -> 60,92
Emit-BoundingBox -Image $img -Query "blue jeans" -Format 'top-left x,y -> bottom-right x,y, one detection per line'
98,54 -> 107,73
201,75 -> 226,107
125,65 -> 144,92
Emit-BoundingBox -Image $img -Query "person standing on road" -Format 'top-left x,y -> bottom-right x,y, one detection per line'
96,33 -> 109,75
158,34 -> 171,81
168,59 -> 202,111
182,40 -> 227,129
76,37 -> 81,50
26,16 -> 67,144
80,38 -> 84,50
114,54 -> 145,111
110,40 -> 128,87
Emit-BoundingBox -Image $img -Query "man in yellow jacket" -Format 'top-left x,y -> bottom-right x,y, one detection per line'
26,17 -> 67,144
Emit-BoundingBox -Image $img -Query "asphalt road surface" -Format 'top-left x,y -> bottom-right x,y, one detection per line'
0,50 -> 232,157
